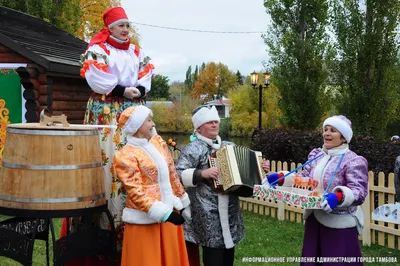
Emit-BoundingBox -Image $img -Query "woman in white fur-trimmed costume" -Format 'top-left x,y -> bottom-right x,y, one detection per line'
113,105 -> 190,266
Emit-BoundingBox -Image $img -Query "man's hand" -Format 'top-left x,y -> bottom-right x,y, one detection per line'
261,159 -> 270,172
201,167 -> 219,180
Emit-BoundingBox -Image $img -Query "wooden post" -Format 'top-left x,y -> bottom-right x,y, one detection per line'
277,201 -> 285,221
271,160 -> 276,172
388,173 -> 395,249
277,161 -> 282,172
377,173 -> 385,246
283,161 -> 288,171
361,172 -> 373,246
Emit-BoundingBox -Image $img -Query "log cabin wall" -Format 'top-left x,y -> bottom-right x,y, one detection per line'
16,64 -> 41,122
17,68 -> 92,124
47,76 -> 91,124
1,44 -> 91,124
8,63 -> 91,124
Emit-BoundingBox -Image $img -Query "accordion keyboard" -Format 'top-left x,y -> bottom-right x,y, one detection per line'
209,145 -> 264,197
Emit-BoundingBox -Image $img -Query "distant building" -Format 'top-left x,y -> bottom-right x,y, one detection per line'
205,97 -> 231,118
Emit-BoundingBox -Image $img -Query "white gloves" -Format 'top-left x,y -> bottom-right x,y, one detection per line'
181,207 -> 192,222
321,199 -> 333,213
320,192 -> 341,213
123,87 -> 141,99
262,177 -> 269,186
172,196 -> 183,211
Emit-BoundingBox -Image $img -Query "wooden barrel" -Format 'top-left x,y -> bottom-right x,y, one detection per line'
0,123 -> 106,210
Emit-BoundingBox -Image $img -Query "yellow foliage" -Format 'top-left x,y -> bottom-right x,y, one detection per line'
230,112 -> 259,137
191,62 -> 217,101
151,99 -> 201,133
191,62 -> 237,102
228,83 -> 282,137
262,83 -> 282,129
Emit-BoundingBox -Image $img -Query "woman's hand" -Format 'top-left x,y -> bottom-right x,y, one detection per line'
262,159 -> 270,172
201,167 -> 219,180
123,87 -> 141,99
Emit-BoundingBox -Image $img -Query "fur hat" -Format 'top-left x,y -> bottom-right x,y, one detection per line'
118,105 -> 152,135
103,7 -> 129,29
192,105 -> 220,130
323,115 -> 353,143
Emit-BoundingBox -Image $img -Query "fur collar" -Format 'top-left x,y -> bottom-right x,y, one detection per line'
313,144 -> 349,191
322,143 -> 349,156
125,135 -> 181,210
126,135 -> 149,147
195,133 -> 221,151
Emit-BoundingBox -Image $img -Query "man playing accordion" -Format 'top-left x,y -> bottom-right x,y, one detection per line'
176,105 -> 269,266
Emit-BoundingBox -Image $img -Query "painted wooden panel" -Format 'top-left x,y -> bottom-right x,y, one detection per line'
0,69 -> 23,165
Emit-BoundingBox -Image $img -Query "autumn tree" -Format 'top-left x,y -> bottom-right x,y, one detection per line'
330,0 -> 400,139
190,62 -> 237,102
228,83 -> 282,137
151,98 -> 201,134
0,0 -> 81,35
263,0 -> 331,130
77,0 -> 119,39
0,0 -> 140,43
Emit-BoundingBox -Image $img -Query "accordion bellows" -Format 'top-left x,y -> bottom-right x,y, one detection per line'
209,145 -> 265,197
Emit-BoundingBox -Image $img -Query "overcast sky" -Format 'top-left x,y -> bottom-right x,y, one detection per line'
121,0 -> 271,83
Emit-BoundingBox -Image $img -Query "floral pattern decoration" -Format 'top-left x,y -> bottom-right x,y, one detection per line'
0,99 -> 10,166
253,185 -> 323,209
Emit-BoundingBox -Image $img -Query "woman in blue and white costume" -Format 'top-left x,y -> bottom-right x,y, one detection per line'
61,7 -> 154,263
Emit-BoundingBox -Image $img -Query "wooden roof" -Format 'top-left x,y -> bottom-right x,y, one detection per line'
0,6 -> 87,77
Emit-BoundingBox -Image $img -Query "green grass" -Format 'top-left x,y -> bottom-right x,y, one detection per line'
1,213 -> 400,265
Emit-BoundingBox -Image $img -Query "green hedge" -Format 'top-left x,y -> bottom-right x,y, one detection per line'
252,128 -> 400,174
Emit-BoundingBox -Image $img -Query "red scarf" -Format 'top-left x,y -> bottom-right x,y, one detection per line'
88,27 -> 130,55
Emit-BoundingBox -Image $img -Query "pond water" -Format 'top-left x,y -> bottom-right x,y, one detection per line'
158,133 -> 253,151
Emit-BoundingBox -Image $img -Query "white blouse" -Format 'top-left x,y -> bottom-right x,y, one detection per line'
84,43 -> 152,95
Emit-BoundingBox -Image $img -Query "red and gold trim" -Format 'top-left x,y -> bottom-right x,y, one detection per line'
138,64 -> 155,79
80,60 -> 108,78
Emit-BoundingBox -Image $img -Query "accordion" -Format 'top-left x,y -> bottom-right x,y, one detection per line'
208,145 -> 265,197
